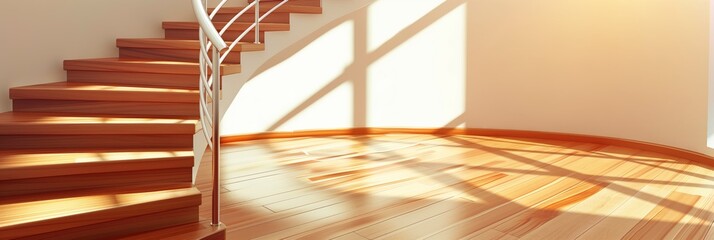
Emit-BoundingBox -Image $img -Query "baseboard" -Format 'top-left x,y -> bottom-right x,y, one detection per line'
221,127 -> 714,167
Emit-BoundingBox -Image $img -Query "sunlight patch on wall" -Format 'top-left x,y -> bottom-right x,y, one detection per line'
367,4 -> 466,128
222,21 -> 355,134
367,0 -> 448,52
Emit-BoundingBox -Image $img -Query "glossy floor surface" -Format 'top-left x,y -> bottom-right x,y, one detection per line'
194,134 -> 714,239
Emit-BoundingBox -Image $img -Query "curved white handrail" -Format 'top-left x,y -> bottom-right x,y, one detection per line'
191,0 -> 227,50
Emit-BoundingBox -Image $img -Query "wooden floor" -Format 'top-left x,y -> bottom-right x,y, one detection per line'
193,133 -> 714,239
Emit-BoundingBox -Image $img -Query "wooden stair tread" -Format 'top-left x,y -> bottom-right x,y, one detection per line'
0,112 -> 199,135
0,187 -> 201,239
0,148 -> 193,181
209,4 -> 322,14
120,219 -> 225,240
117,38 -> 264,51
64,58 -> 241,75
11,82 -> 199,103
162,21 -> 290,32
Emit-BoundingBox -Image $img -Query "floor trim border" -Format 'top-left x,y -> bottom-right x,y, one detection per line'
221,128 -> 714,166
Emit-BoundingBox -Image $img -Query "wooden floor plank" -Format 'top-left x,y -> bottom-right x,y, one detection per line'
663,162 -> 714,240
622,191 -> 701,239
576,160 -> 695,239
668,193 -> 714,240
514,149 -> 672,239
470,229 -> 518,240
331,232 -> 369,240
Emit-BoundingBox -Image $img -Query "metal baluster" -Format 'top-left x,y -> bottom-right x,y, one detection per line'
211,45 -> 221,226
254,0 -> 261,44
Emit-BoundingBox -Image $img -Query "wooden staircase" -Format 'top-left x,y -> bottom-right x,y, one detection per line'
0,1 -> 321,239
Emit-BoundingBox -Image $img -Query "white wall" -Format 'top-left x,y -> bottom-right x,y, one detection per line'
222,0 -> 714,156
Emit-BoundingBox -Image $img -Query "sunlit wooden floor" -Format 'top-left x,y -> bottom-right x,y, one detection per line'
194,134 -> 714,239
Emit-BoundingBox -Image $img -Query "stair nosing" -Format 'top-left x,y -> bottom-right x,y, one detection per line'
0,112 -> 200,135
0,149 -> 194,181
63,58 -> 241,75
162,21 -> 290,32
10,82 -> 200,103
116,38 -> 264,52
210,5 -> 322,14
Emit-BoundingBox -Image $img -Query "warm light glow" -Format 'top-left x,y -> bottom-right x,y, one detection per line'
366,0 -> 450,52
2,151 -> 193,167
61,84 -> 196,93
367,3 -> 466,128
0,196 -> 112,226
0,188 -> 191,226
21,116 -> 195,124
224,20 -> 356,134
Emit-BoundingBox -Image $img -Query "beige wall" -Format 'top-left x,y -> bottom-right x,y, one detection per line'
709,0 -> 714,150
222,0 -> 713,156
468,0 -> 709,155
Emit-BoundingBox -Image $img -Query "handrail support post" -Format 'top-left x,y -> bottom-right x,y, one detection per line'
210,46 -> 222,226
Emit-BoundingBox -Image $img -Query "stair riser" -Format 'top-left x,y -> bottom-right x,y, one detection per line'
248,0 -> 321,6
64,59 -> 241,75
11,89 -> 199,103
0,157 -> 194,181
212,12 -> 290,23
64,60 -> 202,75
67,71 -> 199,89
27,207 -> 200,240
119,48 -> 241,64
0,124 -> 195,135
220,0 -> 322,12
1,193 -> 200,239
121,221 -> 226,240
166,30 -> 265,42
205,230 -> 227,240
290,0 -> 321,6
0,135 -> 194,149
163,22 -> 290,32
13,100 -> 198,117
0,168 -> 192,197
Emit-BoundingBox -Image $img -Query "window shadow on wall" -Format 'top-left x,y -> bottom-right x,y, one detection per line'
250,0 -> 468,132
